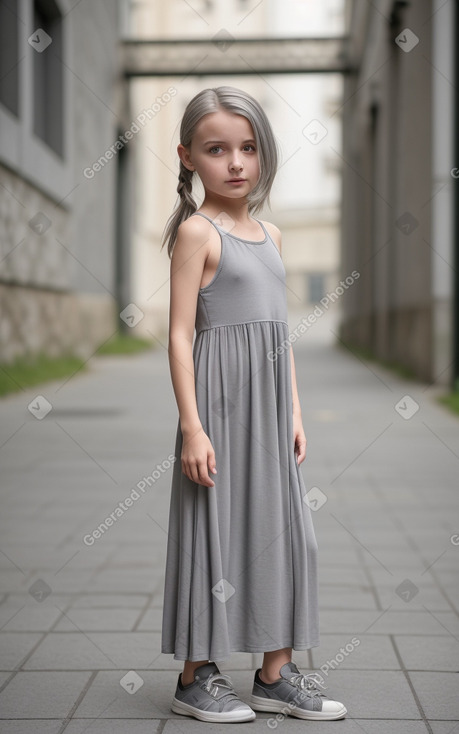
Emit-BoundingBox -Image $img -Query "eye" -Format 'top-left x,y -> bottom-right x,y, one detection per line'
209,145 -> 223,154
243,144 -> 256,152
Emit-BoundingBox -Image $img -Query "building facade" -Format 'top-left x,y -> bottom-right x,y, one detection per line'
339,0 -> 457,386
0,0 -> 124,364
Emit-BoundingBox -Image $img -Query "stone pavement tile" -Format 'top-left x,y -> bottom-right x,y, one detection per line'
395,635 -> 459,671
368,566 -> 452,586
0,633 -> 43,670
315,545 -> 361,563
64,720 -> 162,733
426,553 -> 459,570
21,633 -> 255,673
53,608 -> 140,631
0,570 -> 32,595
135,607 -> 163,631
441,588 -> 459,607
0,671 -> 91,717
315,566 -> 370,586
0,520 -> 73,547
415,611 -> 459,637
0,542 -> 115,571
84,569 -> 158,593
319,609 -> 457,635
409,672 -> 459,720
0,603 -> 62,631
109,545 -> 168,564
316,670 -> 420,719
373,584 -> 452,612
365,562 -> 431,579
311,634 -> 399,670
343,517 -> 402,534
326,537 -> 416,555
0,721 -> 64,733
430,723 -> 459,734
163,721 -> 430,733
24,632 -> 157,670
353,548 -> 424,569
72,670 -> 176,719
2,593 -> 75,609
70,594 -> 150,609
318,584 -> 379,610
149,595 -> 165,609
32,570 -> 98,595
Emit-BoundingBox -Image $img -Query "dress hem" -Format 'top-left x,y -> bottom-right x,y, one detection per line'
161,639 -> 321,662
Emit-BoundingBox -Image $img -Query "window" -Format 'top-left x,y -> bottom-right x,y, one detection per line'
308,273 -> 326,303
32,0 -> 63,156
0,0 -> 20,116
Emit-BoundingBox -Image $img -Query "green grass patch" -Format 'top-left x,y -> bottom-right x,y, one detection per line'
336,340 -> 416,380
95,331 -> 154,356
0,333 -> 155,397
0,353 -> 87,397
437,391 -> 459,416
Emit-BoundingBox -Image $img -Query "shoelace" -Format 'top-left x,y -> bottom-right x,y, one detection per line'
202,671 -> 238,699
289,671 -> 327,698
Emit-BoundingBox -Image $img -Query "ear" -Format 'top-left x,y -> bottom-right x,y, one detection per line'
177,143 -> 194,171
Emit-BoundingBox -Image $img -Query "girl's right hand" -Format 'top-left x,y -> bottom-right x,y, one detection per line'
181,427 -> 217,487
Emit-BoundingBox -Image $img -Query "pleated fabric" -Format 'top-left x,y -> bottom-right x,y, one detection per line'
160,212 -> 319,662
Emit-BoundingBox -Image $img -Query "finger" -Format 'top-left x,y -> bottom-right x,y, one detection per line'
183,459 -> 202,486
197,460 -> 215,487
207,451 -> 217,475
182,460 -> 196,484
296,440 -> 306,465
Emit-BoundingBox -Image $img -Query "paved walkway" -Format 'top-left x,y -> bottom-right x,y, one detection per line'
0,311 -> 458,733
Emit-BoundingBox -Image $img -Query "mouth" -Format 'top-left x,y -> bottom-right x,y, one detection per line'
226,178 -> 246,183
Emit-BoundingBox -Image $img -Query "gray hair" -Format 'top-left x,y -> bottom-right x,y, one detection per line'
161,86 -> 279,258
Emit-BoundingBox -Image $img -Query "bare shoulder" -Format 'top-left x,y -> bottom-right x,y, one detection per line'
173,213 -> 218,259
260,220 -> 282,253
176,214 -> 214,244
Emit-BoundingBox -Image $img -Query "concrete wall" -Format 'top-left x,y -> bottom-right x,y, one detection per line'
0,0 -> 122,363
339,0 -> 455,384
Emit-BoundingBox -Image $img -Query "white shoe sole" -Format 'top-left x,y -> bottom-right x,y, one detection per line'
250,694 -> 347,720
171,697 -> 256,723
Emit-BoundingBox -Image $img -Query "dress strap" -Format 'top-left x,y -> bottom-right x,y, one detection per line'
191,211 -> 221,232
192,212 -> 269,244
255,219 -> 270,240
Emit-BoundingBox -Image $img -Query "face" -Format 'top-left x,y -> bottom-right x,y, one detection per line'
178,108 -> 260,202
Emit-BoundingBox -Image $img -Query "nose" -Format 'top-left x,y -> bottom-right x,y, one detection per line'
229,151 -> 243,172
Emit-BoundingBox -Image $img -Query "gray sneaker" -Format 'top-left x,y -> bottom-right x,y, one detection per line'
171,661 -> 256,723
250,661 -> 347,720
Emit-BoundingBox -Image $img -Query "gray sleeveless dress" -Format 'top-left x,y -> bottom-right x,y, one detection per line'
161,211 -> 319,662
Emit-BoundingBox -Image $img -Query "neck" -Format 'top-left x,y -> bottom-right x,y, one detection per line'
200,193 -> 252,223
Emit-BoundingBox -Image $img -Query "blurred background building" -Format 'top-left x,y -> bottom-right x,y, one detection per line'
0,0 -> 123,363
0,0 -> 457,388
340,0 -> 457,386
123,0 -> 344,343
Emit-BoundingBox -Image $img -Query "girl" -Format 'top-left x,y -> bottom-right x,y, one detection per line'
160,86 -> 346,723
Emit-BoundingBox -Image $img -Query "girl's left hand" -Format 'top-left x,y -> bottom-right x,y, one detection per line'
293,413 -> 307,465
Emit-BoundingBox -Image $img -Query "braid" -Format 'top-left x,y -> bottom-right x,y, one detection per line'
177,163 -> 196,209
161,163 -> 197,258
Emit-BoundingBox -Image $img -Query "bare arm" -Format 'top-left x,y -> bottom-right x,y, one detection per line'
168,216 -> 208,433
168,216 -> 217,486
